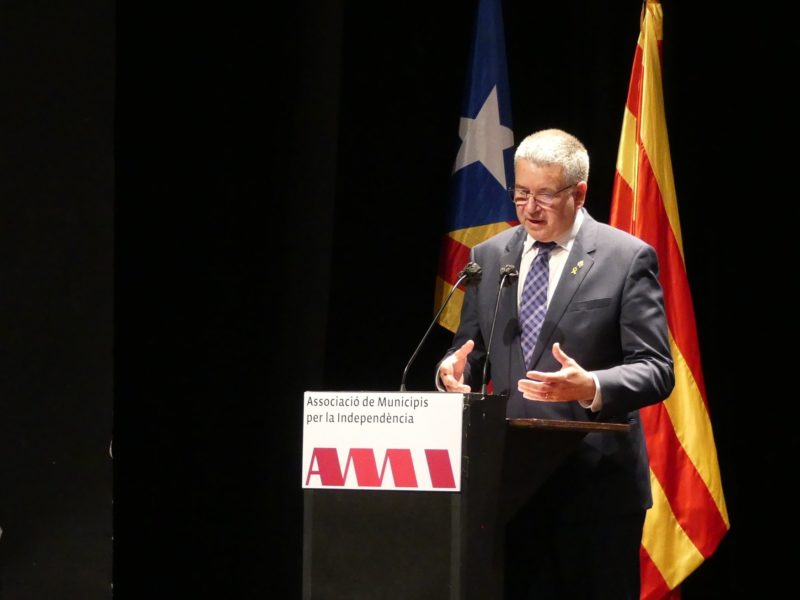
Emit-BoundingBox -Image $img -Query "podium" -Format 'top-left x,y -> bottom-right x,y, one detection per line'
302,392 -> 628,599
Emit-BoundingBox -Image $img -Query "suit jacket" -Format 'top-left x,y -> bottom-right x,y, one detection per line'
448,211 -> 674,520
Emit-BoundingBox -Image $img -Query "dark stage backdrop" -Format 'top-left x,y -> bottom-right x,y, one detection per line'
0,0 -> 114,598
110,0 -> 789,599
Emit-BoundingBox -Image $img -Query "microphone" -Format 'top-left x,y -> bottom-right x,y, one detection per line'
400,261 -> 482,391
481,264 -> 519,395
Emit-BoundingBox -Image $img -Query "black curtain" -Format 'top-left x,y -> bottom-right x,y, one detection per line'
107,0 -> 789,598
0,0 -> 114,597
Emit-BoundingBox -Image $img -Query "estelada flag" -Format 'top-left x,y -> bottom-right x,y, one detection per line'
610,2 -> 730,598
435,0 -> 517,333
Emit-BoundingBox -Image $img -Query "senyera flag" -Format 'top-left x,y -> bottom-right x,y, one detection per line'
610,2 -> 730,598
435,0 -> 517,333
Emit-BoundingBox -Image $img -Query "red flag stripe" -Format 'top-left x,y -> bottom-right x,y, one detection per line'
631,137 -> 728,547
621,65 -> 728,562
437,234 -> 472,287
640,398 -> 728,555
611,3 -> 729,594
437,221 -> 517,288
613,12 -> 722,517
436,222 -> 518,332
434,234 -> 470,333
639,545 -> 673,600
626,43 -> 643,119
610,171 -> 635,236
628,150 -> 708,401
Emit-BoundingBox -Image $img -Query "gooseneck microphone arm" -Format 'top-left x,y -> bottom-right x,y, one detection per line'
400,261 -> 482,391
481,265 -> 519,396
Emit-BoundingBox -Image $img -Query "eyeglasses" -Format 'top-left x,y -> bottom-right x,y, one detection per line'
508,183 -> 575,207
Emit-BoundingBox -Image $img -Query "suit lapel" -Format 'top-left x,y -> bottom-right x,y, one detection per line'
501,227 -> 526,365
500,227 -> 525,315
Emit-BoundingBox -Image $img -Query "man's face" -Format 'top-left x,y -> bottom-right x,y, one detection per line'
513,160 -> 586,242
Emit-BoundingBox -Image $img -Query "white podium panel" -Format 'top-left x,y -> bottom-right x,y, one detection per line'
302,391 -> 463,492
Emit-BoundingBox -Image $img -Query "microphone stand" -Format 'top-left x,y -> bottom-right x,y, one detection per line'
400,262 -> 482,391
481,265 -> 518,396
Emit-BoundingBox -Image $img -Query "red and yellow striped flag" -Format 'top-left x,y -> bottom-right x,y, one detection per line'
610,2 -> 730,598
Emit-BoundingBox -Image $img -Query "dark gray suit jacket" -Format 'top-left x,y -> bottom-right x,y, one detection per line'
448,211 -> 674,520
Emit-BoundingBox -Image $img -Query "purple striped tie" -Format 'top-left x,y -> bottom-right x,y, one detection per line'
520,241 -> 557,368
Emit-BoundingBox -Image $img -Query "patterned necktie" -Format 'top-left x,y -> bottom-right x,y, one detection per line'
520,241 -> 557,368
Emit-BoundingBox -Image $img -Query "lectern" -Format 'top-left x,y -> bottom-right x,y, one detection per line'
302,392 -> 628,599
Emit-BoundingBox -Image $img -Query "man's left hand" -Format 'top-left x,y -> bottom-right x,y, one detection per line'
518,342 -> 596,403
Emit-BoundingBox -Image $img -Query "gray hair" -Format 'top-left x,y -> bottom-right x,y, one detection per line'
514,128 -> 589,184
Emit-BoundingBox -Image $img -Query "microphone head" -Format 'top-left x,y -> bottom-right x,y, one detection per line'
499,264 -> 519,285
458,261 -> 483,283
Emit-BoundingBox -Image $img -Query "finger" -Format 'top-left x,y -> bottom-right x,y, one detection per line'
524,370 -> 552,382
518,383 -> 548,401
517,379 -> 536,398
517,379 -> 545,393
551,342 -> 573,366
456,339 -> 474,359
443,375 -> 470,393
439,369 -> 464,392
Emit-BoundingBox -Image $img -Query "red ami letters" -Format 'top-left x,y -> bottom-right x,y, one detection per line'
305,448 -> 456,489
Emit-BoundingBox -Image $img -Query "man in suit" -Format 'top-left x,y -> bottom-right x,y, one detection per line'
437,128 -> 674,599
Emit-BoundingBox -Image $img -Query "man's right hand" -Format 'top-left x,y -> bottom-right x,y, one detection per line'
438,339 -> 474,393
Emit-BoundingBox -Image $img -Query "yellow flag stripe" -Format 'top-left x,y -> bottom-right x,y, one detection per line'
434,276 -> 465,333
448,221 -> 513,248
642,470 -> 705,590
639,1 -> 684,257
663,336 -> 730,524
616,105 -> 639,193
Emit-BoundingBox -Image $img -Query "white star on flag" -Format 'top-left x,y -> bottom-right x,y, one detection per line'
452,85 -> 514,188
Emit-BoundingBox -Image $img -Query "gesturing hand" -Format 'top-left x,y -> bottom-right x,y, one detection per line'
517,342 -> 596,403
438,339 -> 474,393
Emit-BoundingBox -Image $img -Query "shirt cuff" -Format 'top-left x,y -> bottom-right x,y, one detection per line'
578,373 -> 603,412
435,370 -> 446,392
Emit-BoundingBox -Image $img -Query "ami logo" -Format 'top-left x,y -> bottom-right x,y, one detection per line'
304,448 -> 456,489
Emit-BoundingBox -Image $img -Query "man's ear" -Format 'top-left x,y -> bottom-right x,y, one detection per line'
574,181 -> 588,208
